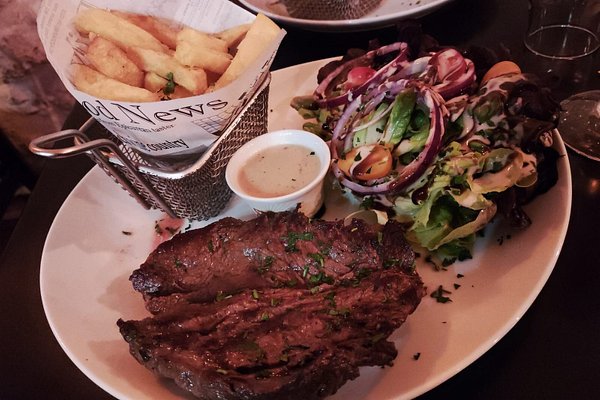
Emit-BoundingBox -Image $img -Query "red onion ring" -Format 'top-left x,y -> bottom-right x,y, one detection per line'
314,42 -> 409,108
330,80 -> 409,155
428,48 -> 476,99
331,81 -> 446,195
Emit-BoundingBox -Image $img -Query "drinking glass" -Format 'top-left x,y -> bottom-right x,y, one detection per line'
559,90 -> 600,161
523,0 -> 600,159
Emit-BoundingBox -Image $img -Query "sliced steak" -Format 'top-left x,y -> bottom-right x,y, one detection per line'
118,270 -> 423,400
119,210 -> 424,399
131,211 -> 416,314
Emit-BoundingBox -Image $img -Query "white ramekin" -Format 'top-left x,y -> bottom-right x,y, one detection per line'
225,129 -> 331,217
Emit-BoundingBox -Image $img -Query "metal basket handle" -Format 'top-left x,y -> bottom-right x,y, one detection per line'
29,122 -> 178,217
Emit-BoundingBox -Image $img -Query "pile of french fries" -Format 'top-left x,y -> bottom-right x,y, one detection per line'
70,9 -> 280,102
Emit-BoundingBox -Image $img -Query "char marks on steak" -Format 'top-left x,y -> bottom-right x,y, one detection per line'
119,210 -> 424,400
131,210 -> 416,314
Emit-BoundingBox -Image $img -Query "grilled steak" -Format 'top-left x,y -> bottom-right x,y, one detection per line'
131,210 -> 417,314
118,210 -> 424,399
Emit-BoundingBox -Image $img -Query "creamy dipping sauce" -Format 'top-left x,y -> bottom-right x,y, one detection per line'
238,144 -> 321,198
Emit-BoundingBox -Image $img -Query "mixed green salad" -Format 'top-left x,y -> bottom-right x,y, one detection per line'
292,42 -> 560,265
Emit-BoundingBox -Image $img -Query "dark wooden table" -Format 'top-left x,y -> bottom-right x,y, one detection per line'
2,0 -> 599,398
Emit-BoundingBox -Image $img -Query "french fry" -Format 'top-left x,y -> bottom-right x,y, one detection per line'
128,46 -> 208,95
214,14 -> 280,90
114,11 -> 180,50
71,64 -> 160,102
74,9 -> 167,52
215,23 -> 251,49
71,8 -> 279,101
144,72 -> 193,99
86,37 -> 144,87
175,45 -> 231,74
175,33 -> 232,74
178,27 -> 229,52
143,71 -> 168,92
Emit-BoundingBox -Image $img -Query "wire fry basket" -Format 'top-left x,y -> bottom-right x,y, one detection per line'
278,0 -> 382,20
30,76 -> 271,221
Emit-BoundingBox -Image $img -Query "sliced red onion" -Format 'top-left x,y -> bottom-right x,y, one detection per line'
429,48 -> 476,99
331,80 -> 409,154
330,93 -> 363,159
331,82 -> 446,195
388,55 -> 432,81
349,101 -> 394,133
314,42 -> 409,108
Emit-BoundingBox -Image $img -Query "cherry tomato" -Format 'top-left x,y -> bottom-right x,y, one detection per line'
481,61 -> 521,85
337,144 -> 393,181
345,66 -> 377,90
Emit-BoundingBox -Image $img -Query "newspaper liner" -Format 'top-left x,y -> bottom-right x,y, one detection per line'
37,0 -> 285,160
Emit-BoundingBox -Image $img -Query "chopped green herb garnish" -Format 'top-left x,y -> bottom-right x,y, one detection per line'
260,312 -> 270,321
308,272 -> 334,286
238,341 -> 266,362
207,240 -> 214,253
318,241 -> 332,256
338,307 -> 351,317
324,292 -> 336,307
371,332 -> 386,344
413,352 -> 421,360
270,298 -> 281,307
425,255 -> 444,271
307,252 -> 324,267
163,72 -> 176,97
457,273 -> 464,278
252,289 -> 260,299
354,268 -> 372,281
281,231 -> 314,252
453,283 -> 461,290
285,279 -> 298,287
121,230 -> 132,235
383,258 -> 400,269
430,285 -> 452,303
215,291 -> 232,302
302,265 -> 310,278
257,255 -> 274,274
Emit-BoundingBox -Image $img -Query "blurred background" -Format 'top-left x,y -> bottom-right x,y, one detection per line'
0,0 -> 73,252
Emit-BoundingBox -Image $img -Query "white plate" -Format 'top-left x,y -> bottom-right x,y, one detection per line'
41,60 -> 572,400
238,0 -> 453,31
